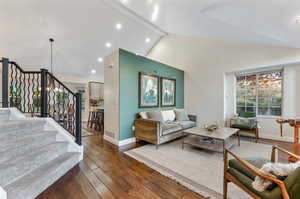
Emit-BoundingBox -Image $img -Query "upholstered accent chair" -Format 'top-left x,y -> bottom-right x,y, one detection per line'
224,146 -> 300,199
230,112 -> 259,143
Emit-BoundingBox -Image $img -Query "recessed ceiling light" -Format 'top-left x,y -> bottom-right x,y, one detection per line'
296,17 -> 300,24
151,4 -> 159,22
116,23 -> 122,30
106,42 -> 112,48
98,57 -> 103,62
145,38 -> 151,43
91,69 -> 96,74
120,0 -> 128,4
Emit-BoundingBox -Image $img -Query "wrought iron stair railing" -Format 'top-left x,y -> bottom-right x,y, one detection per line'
1,57 -> 82,145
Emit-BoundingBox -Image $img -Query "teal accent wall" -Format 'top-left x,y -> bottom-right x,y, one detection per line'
119,49 -> 184,141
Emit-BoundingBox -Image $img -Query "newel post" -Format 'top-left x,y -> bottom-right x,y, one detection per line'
40,69 -> 48,117
75,92 -> 82,145
2,58 -> 9,108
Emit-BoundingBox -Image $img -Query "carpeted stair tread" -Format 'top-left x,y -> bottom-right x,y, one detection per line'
0,129 -> 57,144
4,152 -> 80,199
0,130 -> 58,153
0,110 -> 10,121
0,141 -> 69,187
0,120 -> 46,133
0,134 -> 58,164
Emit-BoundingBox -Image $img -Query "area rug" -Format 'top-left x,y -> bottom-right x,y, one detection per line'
125,140 -> 272,199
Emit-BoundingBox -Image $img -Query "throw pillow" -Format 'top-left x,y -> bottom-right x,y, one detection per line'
174,109 -> 189,121
161,110 -> 176,122
147,111 -> 163,122
252,161 -> 300,192
139,111 -> 148,119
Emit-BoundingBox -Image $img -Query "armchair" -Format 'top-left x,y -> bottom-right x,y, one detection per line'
230,112 -> 259,143
224,146 -> 300,199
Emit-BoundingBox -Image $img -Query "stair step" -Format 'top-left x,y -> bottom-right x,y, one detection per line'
0,142 -> 69,187
0,110 -> 10,121
0,127 -> 56,144
5,152 -> 80,199
0,130 -> 57,153
0,109 -> 10,114
0,134 -> 58,164
0,120 -> 46,134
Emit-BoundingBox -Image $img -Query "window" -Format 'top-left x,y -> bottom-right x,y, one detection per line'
236,70 -> 282,116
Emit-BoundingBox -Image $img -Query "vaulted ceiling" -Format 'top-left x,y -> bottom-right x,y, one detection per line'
0,0 -> 164,80
121,0 -> 300,48
1,0 -> 300,79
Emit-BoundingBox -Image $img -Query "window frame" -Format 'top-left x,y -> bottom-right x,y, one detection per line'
235,69 -> 283,117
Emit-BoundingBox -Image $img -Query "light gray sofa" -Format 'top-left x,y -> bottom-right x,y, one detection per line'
134,109 -> 197,149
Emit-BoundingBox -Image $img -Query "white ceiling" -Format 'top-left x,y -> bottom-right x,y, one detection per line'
2,0 -> 300,80
0,0 -> 164,80
120,0 -> 300,48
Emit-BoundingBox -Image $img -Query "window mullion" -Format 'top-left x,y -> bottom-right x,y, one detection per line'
256,74 -> 258,115
244,76 -> 246,112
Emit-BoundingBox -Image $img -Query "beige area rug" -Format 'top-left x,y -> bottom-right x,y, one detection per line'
125,140 -> 272,199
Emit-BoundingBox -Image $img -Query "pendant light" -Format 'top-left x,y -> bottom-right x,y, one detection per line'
48,38 -> 55,90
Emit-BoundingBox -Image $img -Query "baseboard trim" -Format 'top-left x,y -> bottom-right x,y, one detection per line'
103,135 -> 118,145
103,135 -> 136,147
0,186 -> 7,199
118,137 -> 136,147
260,135 -> 294,143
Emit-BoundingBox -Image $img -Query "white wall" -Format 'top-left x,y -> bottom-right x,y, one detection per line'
104,50 -> 120,145
148,34 -> 300,140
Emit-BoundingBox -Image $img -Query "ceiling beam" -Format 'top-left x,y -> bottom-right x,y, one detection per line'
101,0 -> 168,36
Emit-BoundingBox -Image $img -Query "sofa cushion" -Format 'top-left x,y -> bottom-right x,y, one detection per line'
177,121 -> 196,129
161,122 -> 182,136
147,111 -> 163,122
139,111 -> 148,119
174,109 -> 189,121
161,110 -> 176,122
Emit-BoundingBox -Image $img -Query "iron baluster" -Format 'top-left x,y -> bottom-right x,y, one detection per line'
75,92 -> 82,145
1,58 -> 9,107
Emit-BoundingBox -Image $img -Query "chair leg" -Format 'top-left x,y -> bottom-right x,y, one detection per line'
223,178 -> 228,199
255,129 -> 259,143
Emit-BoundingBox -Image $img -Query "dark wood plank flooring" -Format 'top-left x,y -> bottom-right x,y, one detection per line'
37,134 -> 295,199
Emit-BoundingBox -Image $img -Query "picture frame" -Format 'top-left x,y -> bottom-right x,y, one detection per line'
161,77 -> 176,107
139,72 -> 159,108
88,81 -> 104,107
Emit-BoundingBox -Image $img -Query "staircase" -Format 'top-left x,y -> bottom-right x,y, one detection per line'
0,58 -> 84,199
0,108 -> 83,199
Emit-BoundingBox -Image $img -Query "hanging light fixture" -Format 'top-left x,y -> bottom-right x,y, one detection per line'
48,38 -> 55,90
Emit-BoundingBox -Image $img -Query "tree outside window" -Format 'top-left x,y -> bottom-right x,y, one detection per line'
236,70 -> 282,116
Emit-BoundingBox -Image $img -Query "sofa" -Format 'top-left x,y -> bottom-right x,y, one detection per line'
134,109 -> 197,149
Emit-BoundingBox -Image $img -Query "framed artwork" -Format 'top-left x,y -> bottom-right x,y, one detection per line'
161,77 -> 176,107
139,72 -> 159,108
89,81 -> 104,107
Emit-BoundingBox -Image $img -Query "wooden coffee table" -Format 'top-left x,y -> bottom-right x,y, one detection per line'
182,127 -> 240,157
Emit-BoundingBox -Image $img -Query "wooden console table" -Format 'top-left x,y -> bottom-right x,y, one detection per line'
276,119 -> 299,162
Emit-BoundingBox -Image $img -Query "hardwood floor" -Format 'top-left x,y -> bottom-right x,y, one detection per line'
37,134 -> 295,199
